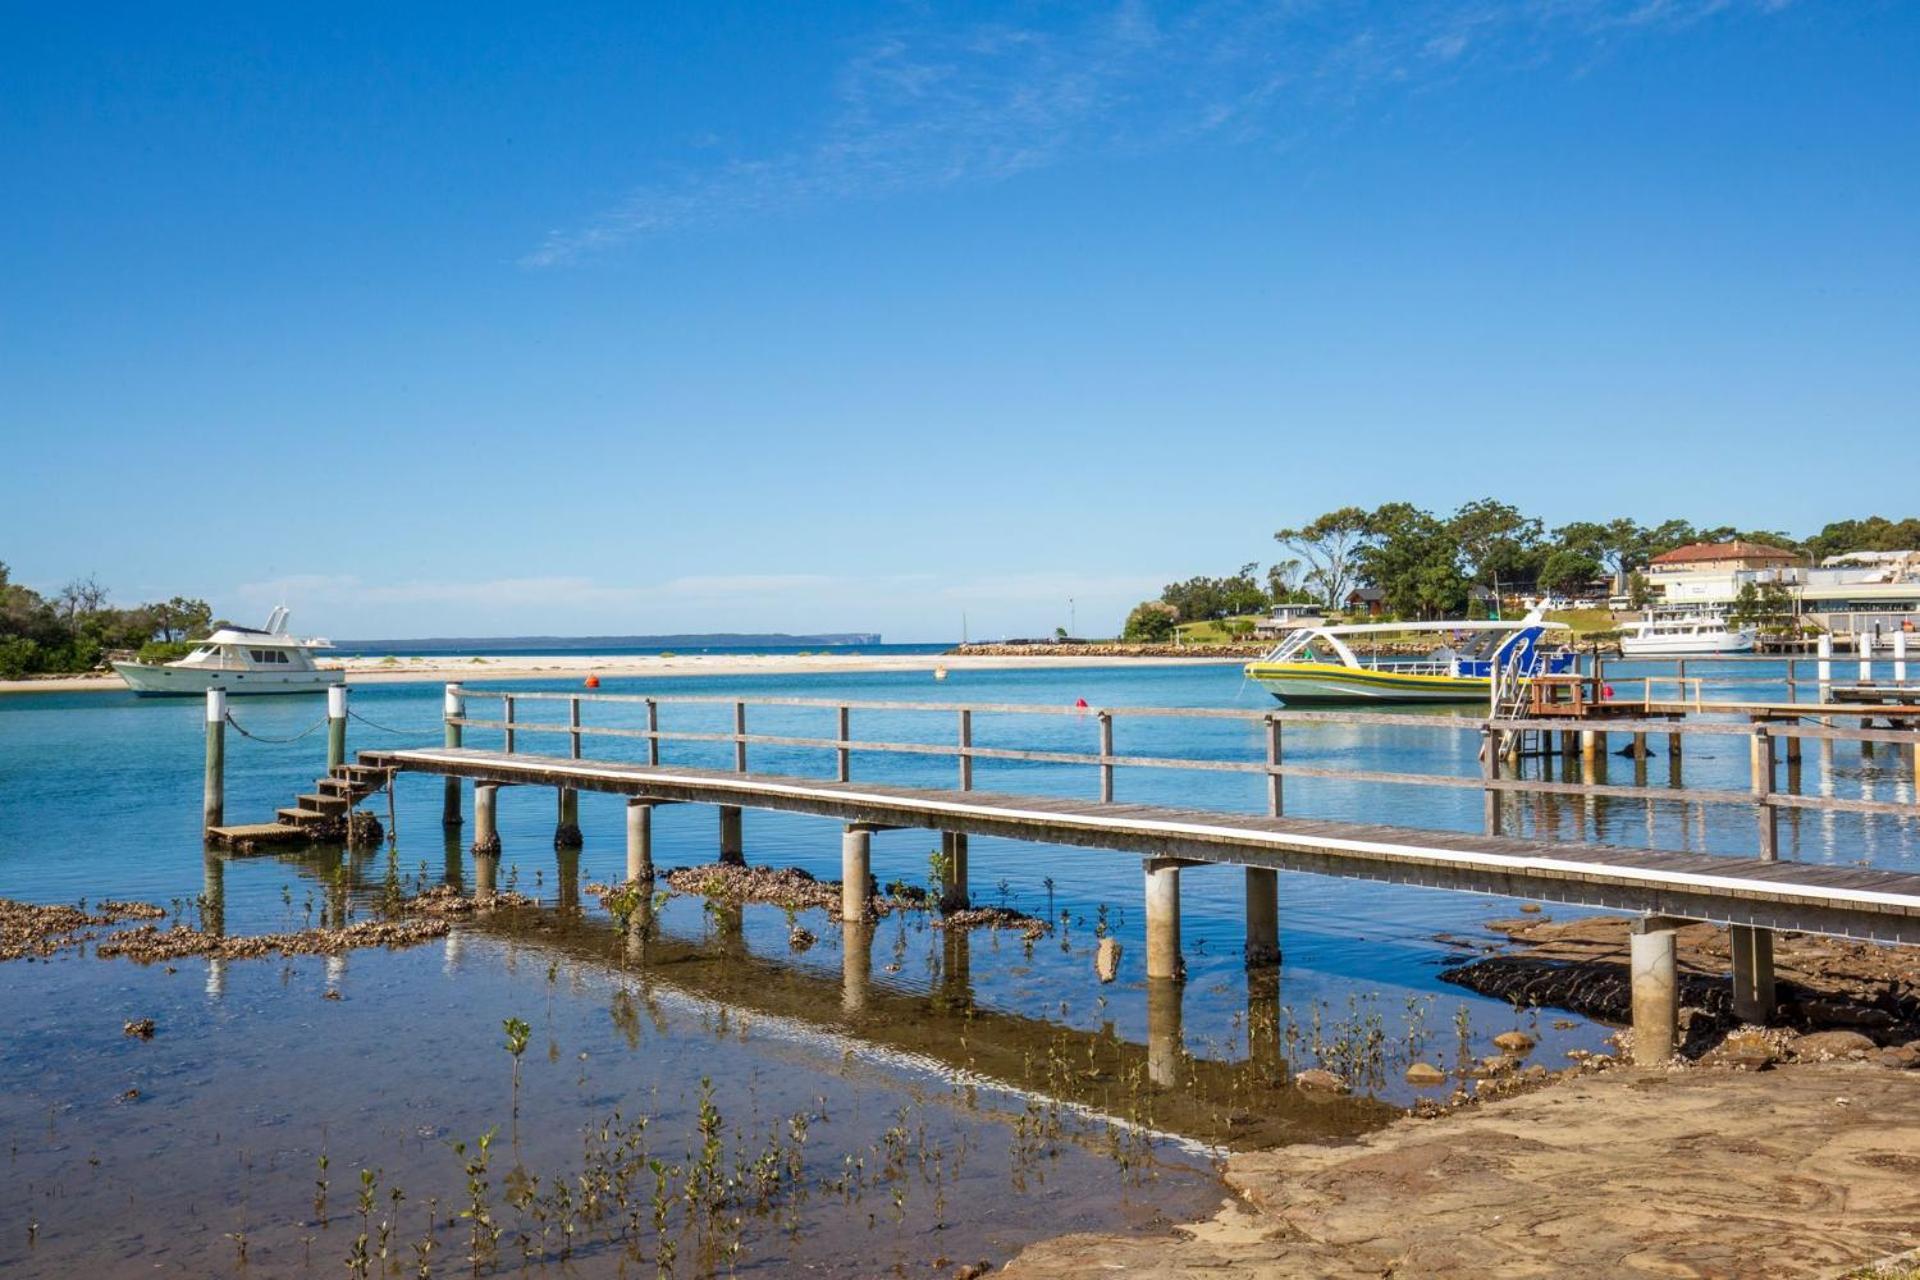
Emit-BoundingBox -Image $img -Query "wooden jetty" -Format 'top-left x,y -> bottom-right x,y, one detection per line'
200,683 -> 1920,1069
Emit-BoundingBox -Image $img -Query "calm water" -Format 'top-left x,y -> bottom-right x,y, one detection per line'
2,659 -> 1915,1276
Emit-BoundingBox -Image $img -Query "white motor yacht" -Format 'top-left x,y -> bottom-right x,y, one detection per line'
112,608 -> 344,696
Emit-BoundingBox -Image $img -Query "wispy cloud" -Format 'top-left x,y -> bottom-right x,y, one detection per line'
523,0 -> 1793,266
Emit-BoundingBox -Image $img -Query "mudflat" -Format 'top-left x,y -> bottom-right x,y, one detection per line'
1002,1061 -> 1920,1279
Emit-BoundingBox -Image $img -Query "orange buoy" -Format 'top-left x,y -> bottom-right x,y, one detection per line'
584,674 -> 600,689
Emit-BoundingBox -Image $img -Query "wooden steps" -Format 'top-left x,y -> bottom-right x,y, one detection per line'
208,762 -> 388,850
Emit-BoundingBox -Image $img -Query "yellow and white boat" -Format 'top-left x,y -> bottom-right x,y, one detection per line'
1244,616 -> 1574,705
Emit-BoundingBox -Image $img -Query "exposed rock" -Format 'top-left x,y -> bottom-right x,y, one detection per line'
1404,1062 -> 1446,1086
1094,936 -> 1123,983
1875,1042 -> 1920,1070
1295,1068 -> 1349,1094
1492,1031 -> 1535,1055
1790,1030 -> 1877,1061
787,925 -> 816,952
122,1018 -> 155,1039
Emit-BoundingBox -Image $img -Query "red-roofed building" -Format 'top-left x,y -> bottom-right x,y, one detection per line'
1648,540 -> 1799,575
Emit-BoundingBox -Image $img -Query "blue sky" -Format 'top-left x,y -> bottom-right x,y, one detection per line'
3,1 -> 1915,641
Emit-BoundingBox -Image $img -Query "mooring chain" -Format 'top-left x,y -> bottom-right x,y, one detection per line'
223,711 -> 328,744
347,708 -> 416,736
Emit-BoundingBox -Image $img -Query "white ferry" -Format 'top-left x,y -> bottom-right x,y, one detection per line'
112,608 -> 344,696
1619,610 -> 1756,657
1244,615 -> 1575,705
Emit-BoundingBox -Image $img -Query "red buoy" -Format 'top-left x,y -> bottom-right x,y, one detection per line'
1074,697 -> 1089,709
584,674 -> 600,689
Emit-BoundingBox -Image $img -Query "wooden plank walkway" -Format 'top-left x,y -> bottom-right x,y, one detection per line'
361,746 -> 1920,945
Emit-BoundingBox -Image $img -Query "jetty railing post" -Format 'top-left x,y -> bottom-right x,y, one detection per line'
733,701 -> 747,772
1751,723 -> 1779,861
1895,631 -> 1910,684
442,684 -> 464,827
569,696 -> 582,760
504,695 -> 516,754
1265,714 -> 1283,818
326,684 -> 347,772
203,688 -> 226,833
646,698 -> 660,766
957,709 -> 973,792
1097,711 -> 1114,803
1817,635 -> 1832,701
1859,633 -> 1874,683
835,705 -> 850,782
1481,726 -> 1500,836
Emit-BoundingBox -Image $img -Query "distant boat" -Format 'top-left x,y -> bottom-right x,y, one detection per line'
1620,610 -> 1756,657
112,608 -> 344,696
1244,615 -> 1575,704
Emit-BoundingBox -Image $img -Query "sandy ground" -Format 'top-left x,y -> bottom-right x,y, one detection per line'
0,651 -> 1242,695
1001,1060 -> 1920,1279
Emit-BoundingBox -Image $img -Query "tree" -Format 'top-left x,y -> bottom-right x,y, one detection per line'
1538,548 -> 1604,598
1553,517 -> 1646,588
1730,580 -> 1796,633
55,575 -> 108,623
1122,601 -> 1178,642
1359,503 -> 1467,619
1275,507 -> 1370,610
1450,498 -> 1544,592
1265,558 -> 1307,602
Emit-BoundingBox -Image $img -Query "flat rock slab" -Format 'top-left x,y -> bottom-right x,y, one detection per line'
999,1063 -> 1920,1280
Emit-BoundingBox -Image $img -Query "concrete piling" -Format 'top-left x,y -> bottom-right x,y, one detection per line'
841,920 -> 873,1015
719,806 -> 744,866
939,831 -> 970,912
1147,977 -> 1184,1088
555,787 -> 582,849
1630,922 -> 1678,1065
842,825 -> 872,922
472,782 -> 502,858
203,688 -> 226,832
625,800 -> 654,881
1244,867 -> 1281,968
1144,858 -> 1184,982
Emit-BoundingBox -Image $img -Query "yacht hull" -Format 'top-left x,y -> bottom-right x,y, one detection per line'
1245,663 -> 1489,704
112,661 -> 344,697
1619,631 -> 1757,657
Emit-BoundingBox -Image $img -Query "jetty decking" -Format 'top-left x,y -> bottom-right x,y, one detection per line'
360,745 -> 1920,947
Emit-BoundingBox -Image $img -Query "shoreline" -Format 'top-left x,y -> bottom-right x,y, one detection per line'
0,651 -> 1244,696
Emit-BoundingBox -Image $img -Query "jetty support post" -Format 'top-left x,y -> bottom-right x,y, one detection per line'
1144,857 -> 1185,982
442,685 -> 464,827
625,800 -> 654,881
1729,924 -> 1776,1025
841,919 -> 873,1016
1630,917 -> 1679,1065
471,783 -> 502,901
938,830 -> 969,912
1895,631 -> 1910,685
326,684 -> 348,772
1859,633 -> 1874,683
555,787 -> 582,849
841,824 -> 873,922
203,688 -> 226,833
1245,866 -> 1281,969
718,807 -> 744,866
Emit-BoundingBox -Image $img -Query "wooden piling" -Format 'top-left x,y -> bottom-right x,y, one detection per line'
1729,924 -> 1776,1024
1481,727 -> 1501,836
1751,725 -> 1778,860
718,806 -> 744,866
203,688 -> 226,832
1265,714 -> 1284,816
326,684 -> 347,772
555,786 -> 582,850
1098,711 -> 1115,803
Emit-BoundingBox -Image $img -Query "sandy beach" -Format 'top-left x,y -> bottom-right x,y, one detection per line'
0,650 -> 1242,695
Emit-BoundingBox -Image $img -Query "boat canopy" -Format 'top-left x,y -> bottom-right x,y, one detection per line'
1259,614 -> 1569,668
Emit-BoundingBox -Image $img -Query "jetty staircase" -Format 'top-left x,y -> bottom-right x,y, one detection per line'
208,762 -> 388,850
